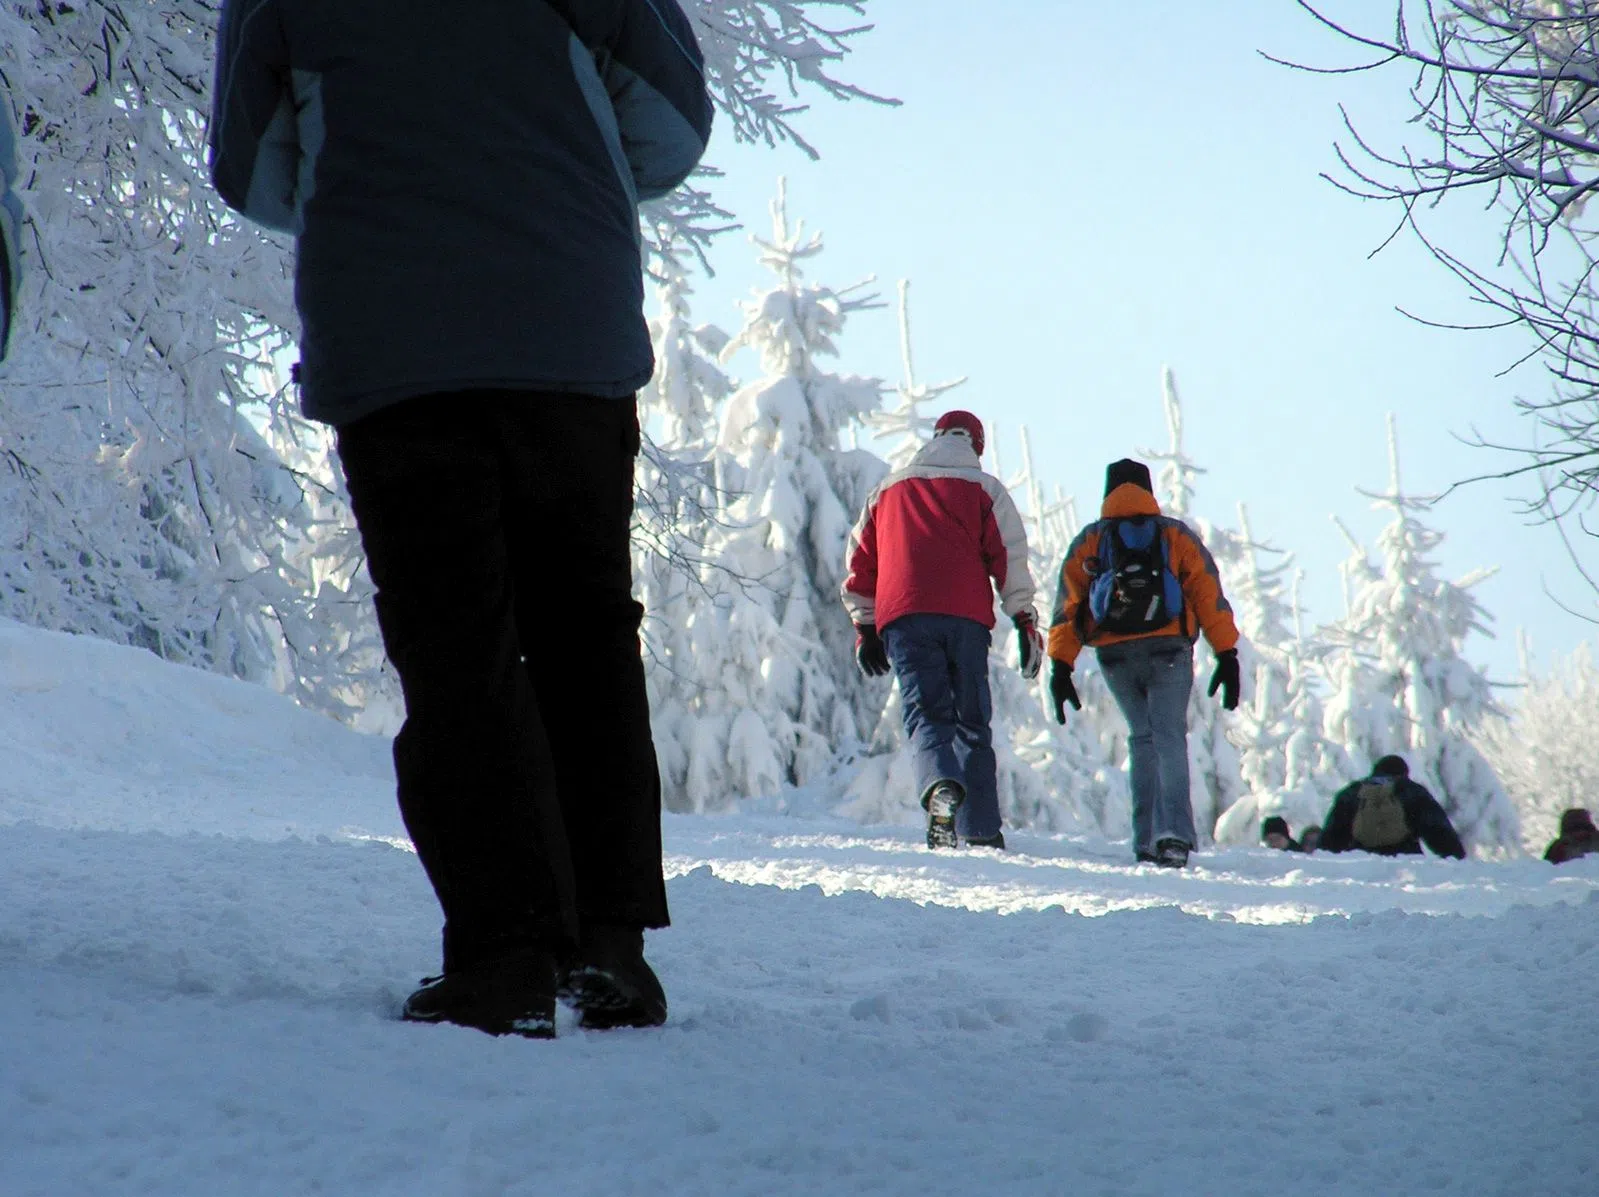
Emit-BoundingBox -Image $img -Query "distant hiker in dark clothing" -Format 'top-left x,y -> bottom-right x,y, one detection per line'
1544,808 -> 1599,864
1261,816 -> 1303,853
1319,755 -> 1466,859
1047,458 -> 1242,869
0,87 -> 22,361
842,411 -> 1042,851
210,0 -> 712,1039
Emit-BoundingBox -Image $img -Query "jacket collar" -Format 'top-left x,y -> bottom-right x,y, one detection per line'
1100,483 -> 1161,519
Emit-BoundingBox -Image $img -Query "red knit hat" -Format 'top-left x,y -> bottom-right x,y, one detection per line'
934,410 -> 985,457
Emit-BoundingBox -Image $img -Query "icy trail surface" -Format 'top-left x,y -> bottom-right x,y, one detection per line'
2,620 -> 1593,1197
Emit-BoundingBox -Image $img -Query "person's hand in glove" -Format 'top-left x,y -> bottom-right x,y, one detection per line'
1049,659 -> 1081,723
854,624 -> 890,678
1014,612 -> 1044,680
1207,647 -> 1240,710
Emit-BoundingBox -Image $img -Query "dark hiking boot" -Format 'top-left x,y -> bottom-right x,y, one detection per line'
964,831 -> 1006,850
401,946 -> 557,1038
1135,850 -> 1159,864
557,924 -> 667,1030
925,782 -> 964,850
1155,838 -> 1190,869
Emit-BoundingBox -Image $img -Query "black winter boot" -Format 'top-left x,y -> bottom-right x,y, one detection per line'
964,831 -> 1006,850
558,924 -> 668,1029
1155,838 -> 1190,869
925,782 -> 964,850
400,946 -> 557,1038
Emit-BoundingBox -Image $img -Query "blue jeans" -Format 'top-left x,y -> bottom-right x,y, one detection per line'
1098,638 -> 1195,854
882,614 -> 1000,839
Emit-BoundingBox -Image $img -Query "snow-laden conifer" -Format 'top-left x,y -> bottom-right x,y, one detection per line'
657,181 -> 885,805
1139,369 -> 1246,840
1475,641 -> 1599,852
0,3 -> 387,720
1318,417 -> 1519,853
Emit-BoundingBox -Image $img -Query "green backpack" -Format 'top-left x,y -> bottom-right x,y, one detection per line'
1351,776 -> 1411,850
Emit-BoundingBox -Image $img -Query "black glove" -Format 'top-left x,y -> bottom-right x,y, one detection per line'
855,624 -> 890,678
1208,648 -> 1240,710
1014,612 -> 1044,680
1049,659 -> 1081,723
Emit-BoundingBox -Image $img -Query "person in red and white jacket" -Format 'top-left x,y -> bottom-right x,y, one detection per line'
841,411 -> 1042,850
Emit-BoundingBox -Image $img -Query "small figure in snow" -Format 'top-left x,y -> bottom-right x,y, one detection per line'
1299,824 -> 1322,854
0,86 -> 23,361
841,410 -> 1043,851
1318,755 -> 1466,859
1046,458 -> 1242,869
210,0 -> 713,1038
1544,808 -> 1599,865
1260,816 -> 1303,853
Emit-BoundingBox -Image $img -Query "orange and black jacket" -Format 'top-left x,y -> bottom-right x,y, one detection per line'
1046,483 -> 1240,667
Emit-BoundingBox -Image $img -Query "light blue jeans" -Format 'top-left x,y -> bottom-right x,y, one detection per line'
1098,637 -> 1196,855
881,613 -> 1000,840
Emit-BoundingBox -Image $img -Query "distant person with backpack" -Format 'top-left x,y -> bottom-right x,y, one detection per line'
1318,755 -> 1466,859
842,410 -> 1043,851
1543,808 -> 1599,864
1046,458 -> 1241,868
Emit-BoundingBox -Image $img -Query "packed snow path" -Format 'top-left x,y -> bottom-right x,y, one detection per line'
2,621 -> 1595,1196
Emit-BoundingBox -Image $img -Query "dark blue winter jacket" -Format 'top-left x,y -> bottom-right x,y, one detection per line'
0,89 -> 22,362
209,0 -> 712,425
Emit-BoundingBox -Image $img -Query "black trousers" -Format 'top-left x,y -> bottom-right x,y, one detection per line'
337,390 -> 669,973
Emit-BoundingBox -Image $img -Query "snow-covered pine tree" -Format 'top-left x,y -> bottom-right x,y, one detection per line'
861,280 -> 964,469
1474,640 -> 1599,852
631,228 -> 744,809
658,180 -> 886,805
0,2 -> 388,720
1139,368 -> 1246,840
993,426 -> 1126,835
1318,416 -> 1520,853
645,1 -> 896,266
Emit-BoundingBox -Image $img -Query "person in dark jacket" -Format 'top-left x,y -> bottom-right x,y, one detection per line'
1047,458 -> 1242,869
1544,808 -> 1599,864
842,411 -> 1042,850
0,87 -> 22,361
210,0 -> 713,1039
1319,755 -> 1466,859
1261,816 -> 1302,853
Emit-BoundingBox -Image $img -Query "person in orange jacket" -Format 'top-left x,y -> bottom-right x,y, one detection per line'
1047,459 -> 1241,867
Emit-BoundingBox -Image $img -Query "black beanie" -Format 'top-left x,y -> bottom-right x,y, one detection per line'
1261,816 -> 1290,839
1372,754 -> 1409,778
1105,458 -> 1153,497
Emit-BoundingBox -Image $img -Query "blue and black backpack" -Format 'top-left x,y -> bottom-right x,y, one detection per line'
1087,517 -> 1184,636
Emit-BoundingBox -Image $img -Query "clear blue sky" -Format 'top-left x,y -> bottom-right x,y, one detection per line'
682,0 -> 1594,683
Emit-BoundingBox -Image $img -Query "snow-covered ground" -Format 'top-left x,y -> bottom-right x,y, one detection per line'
2,618 -> 1595,1197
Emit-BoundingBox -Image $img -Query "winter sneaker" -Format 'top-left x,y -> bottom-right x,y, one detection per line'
925,782 -> 965,850
964,831 -> 1006,850
1155,838 -> 1190,869
400,946 -> 557,1038
557,924 -> 668,1030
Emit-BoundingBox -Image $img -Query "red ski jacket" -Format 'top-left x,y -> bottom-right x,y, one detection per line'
841,435 -> 1036,632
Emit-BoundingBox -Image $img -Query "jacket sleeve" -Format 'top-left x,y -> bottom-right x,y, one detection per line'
982,483 -> 1037,622
840,493 -> 881,628
0,90 -> 22,361
1169,521 -> 1240,655
1046,526 -> 1097,666
552,0 -> 712,200
208,0 -> 298,232
1318,785 -> 1358,853
1408,785 -> 1466,859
